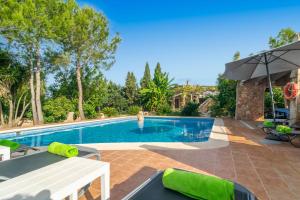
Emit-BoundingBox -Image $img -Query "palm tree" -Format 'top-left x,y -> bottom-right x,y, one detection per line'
0,49 -> 29,127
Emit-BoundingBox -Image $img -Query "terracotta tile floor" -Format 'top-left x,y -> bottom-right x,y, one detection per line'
80,119 -> 300,200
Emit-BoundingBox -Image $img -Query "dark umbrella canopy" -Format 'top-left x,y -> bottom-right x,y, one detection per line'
224,40 -> 300,120
224,40 -> 300,80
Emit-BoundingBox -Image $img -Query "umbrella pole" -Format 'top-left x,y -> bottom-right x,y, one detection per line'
264,53 -> 276,122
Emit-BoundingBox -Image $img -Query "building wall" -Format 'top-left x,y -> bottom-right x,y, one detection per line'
289,69 -> 300,124
234,70 -> 300,122
235,80 -> 266,121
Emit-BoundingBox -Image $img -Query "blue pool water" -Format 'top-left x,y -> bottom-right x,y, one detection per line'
6,117 -> 214,147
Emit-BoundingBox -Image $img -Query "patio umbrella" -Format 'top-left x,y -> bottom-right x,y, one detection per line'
224,40 -> 300,121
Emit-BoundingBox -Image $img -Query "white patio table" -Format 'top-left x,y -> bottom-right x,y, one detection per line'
0,145 -> 10,161
0,157 -> 110,200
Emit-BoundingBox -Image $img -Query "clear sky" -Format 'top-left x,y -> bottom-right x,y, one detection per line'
78,0 -> 300,86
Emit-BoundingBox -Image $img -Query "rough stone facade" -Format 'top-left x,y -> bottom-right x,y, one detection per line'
288,69 -> 300,124
235,80 -> 266,121
235,71 -> 294,122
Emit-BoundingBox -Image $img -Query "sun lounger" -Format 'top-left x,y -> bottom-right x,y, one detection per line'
0,139 -> 39,156
13,144 -> 39,154
0,157 -> 109,200
268,130 -> 300,147
0,145 -> 100,182
260,122 -> 300,145
123,170 -> 257,200
259,120 -> 289,134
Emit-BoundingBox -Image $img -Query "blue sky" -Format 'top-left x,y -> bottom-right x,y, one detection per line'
79,0 -> 300,86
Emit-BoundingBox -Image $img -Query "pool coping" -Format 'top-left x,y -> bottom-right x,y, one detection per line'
79,118 -> 229,150
0,116 -> 135,135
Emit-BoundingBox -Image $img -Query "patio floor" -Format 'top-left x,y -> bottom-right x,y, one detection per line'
80,118 -> 300,200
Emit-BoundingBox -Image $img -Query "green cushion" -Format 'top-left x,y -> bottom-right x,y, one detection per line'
276,125 -> 292,134
48,142 -> 78,158
0,139 -> 20,151
263,121 -> 275,128
162,168 -> 234,200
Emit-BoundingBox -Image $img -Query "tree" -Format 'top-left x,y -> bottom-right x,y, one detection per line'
0,98 -> 4,127
48,67 -> 78,99
233,51 -> 240,61
0,48 -> 30,127
56,0 -> 121,120
210,75 -> 237,117
0,0 -> 62,125
153,62 -> 162,85
140,62 -> 151,89
269,28 -> 297,48
210,52 -> 239,117
140,66 -> 173,112
83,70 -> 109,118
124,72 -> 138,106
265,87 -> 285,114
49,63 -> 110,119
104,81 -> 128,112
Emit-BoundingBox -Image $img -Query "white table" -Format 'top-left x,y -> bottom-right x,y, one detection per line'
0,145 -> 10,161
0,157 -> 110,200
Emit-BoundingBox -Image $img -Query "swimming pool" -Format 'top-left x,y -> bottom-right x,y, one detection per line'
3,117 -> 214,147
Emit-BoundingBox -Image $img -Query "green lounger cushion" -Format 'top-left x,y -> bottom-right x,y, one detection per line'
263,121 -> 275,128
276,125 -> 292,134
48,142 -> 78,158
0,139 -> 20,151
162,168 -> 234,200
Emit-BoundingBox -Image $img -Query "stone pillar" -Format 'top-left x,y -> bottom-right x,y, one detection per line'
181,93 -> 186,108
172,96 -> 175,111
235,80 -> 266,121
289,69 -> 300,124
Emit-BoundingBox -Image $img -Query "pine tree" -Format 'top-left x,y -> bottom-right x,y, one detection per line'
153,62 -> 162,85
140,62 -> 151,89
56,1 -> 120,120
0,0 -> 62,124
125,72 -> 138,106
154,62 -> 162,75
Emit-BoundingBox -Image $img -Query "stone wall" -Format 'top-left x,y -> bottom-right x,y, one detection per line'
288,69 -> 300,124
235,80 -> 266,121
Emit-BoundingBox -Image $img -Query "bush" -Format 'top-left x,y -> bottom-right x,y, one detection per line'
264,87 -> 284,113
127,106 -> 141,115
83,103 -> 98,119
210,75 -> 237,117
43,96 -> 75,122
156,103 -> 172,115
102,107 -> 118,117
181,102 -> 199,116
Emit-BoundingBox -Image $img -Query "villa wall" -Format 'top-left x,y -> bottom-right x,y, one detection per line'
234,69 -> 300,122
235,80 -> 266,121
289,69 -> 300,124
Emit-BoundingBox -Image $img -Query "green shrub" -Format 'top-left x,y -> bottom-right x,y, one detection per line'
43,96 -> 75,122
83,103 -> 97,119
181,102 -> 199,116
276,125 -> 292,134
102,107 -> 118,117
156,103 -> 172,115
264,87 -> 284,114
127,106 -> 141,115
210,75 -> 237,117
